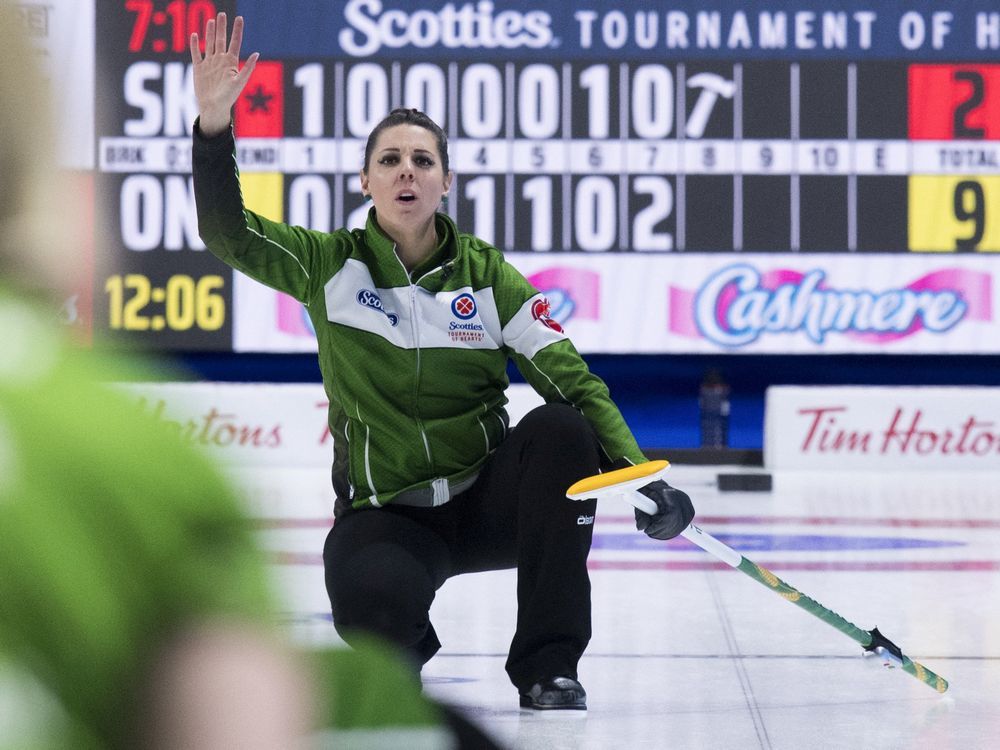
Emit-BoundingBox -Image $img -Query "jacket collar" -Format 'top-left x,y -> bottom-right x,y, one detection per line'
363,209 -> 459,280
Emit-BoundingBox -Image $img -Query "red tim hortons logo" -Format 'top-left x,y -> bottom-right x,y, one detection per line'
532,298 -> 563,333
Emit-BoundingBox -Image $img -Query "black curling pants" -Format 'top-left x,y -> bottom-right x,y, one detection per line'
323,403 -> 602,691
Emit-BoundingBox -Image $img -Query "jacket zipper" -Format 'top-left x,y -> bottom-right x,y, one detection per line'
407,282 -> 432,470
394,247 -> 450,475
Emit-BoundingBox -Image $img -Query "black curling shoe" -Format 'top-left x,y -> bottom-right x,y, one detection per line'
518,676 -> 587,710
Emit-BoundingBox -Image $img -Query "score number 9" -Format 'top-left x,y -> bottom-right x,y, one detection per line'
954,181 -> 985,250
909,175 -> 999,252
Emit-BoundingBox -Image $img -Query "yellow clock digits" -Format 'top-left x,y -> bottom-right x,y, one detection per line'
105,273 -> 225,331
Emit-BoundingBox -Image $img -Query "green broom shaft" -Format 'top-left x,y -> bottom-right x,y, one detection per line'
734,556 -> 949,693
628,504 -> 950,694
736,557 -> 872,646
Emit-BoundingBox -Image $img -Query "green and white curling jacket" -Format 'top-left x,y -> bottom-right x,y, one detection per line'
193,123 -> 645,511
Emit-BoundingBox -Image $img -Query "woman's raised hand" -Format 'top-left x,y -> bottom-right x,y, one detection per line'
190,13 -> 259,137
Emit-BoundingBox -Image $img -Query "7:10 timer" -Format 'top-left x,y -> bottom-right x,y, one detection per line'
126,0 -> 217,54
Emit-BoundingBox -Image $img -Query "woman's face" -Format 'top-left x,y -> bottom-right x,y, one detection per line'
360,124 -> 452,232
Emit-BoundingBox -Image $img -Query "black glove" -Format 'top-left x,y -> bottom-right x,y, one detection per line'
634,480 -> 695,540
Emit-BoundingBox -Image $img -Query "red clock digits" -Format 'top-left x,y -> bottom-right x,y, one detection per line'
126,0 -> 218,54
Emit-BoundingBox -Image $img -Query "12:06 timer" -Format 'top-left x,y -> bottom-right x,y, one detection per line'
104,273 -> 225,332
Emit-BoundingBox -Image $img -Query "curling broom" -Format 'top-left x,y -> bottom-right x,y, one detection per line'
566,460 -> 949,694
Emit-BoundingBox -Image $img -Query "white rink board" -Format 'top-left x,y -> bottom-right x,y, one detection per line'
232,254 -> 1000,354
765,385 -> 1000,471
118,381 -> 543,467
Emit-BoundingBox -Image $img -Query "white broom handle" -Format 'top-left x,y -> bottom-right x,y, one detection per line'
624,490 -> 743,568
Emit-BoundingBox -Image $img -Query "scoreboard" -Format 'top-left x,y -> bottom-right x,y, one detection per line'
35,0 -> 1000,352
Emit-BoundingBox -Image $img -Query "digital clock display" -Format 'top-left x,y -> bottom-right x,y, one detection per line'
125,0 -> 217,54
104,273 -> 225,332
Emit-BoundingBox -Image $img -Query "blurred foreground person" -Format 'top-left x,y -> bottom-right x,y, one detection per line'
0,4 -> 501,747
